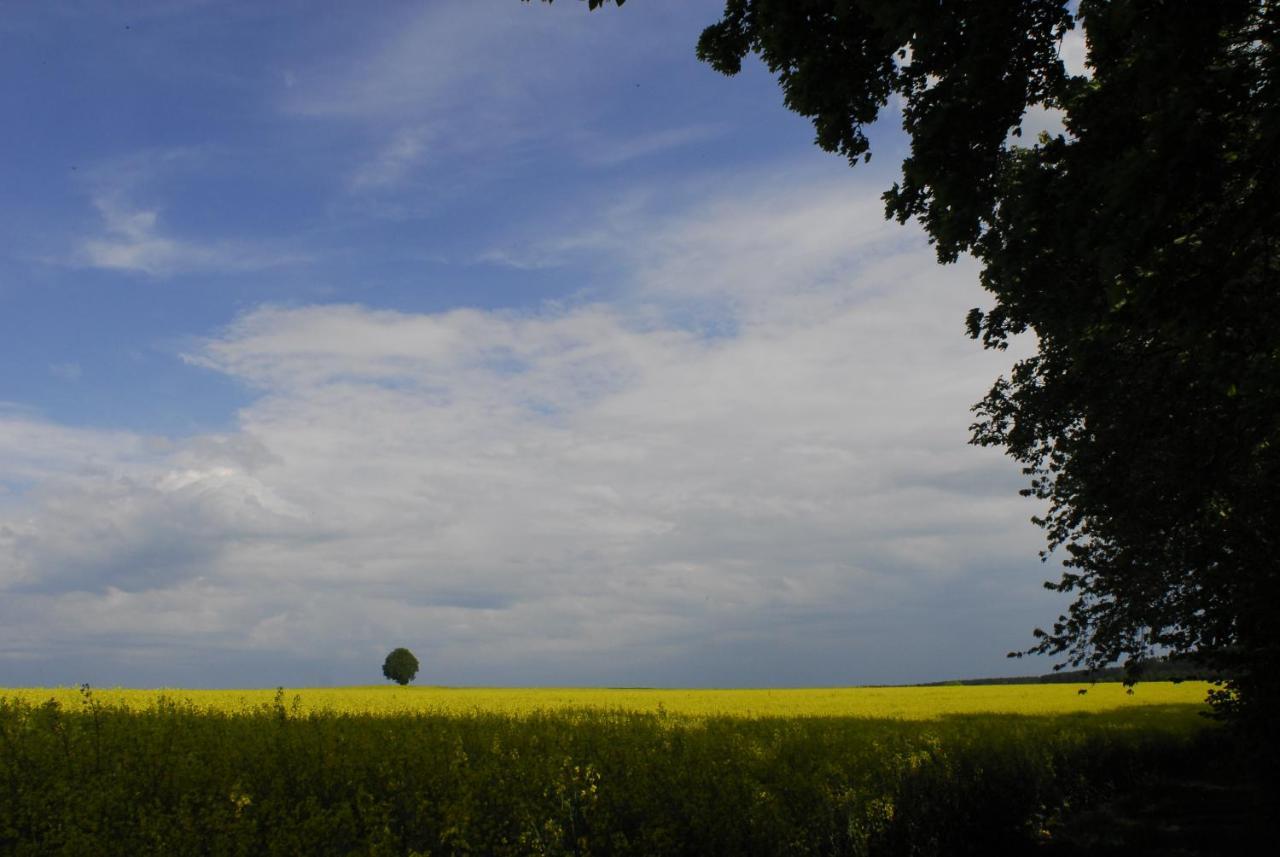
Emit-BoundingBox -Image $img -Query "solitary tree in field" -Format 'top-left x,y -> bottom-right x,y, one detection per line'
382,647 -> 420,686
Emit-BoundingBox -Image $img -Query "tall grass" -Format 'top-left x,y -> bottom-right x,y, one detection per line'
0,689 -> 1210,855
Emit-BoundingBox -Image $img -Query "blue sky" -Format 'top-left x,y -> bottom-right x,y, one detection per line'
0,0 -> 1078,688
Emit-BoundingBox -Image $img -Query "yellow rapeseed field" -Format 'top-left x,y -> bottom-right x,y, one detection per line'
1,681 -> 1212,719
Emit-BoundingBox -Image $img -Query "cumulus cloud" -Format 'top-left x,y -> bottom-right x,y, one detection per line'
0,172 -> 1057,687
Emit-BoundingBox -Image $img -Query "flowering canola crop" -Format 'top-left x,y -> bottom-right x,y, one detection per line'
0,680 -> 1215,854
2,681 -> 1212,719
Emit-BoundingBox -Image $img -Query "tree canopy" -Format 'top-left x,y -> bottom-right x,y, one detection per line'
696,0 -> 1279,723
382,647 -> 420,686
530,0 -> 624,9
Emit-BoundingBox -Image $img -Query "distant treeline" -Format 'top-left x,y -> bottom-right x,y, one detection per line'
924,656 -> 1226,687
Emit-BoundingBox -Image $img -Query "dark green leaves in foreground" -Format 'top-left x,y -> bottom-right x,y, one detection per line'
0,694 -> 1207,856
696,0 -> 1073,263
696,0 -> 1280,727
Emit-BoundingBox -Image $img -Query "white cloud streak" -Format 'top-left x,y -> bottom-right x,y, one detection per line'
282,3 -> 574,122
349,127 -> 432,191
579,124 -> 727,168
282,1 -> 716,194
80,196 -> 306,276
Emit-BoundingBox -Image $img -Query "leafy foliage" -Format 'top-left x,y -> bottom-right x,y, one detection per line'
696,0 -> 1280,724
382,647 -> 420,686
528,0 -> 625,10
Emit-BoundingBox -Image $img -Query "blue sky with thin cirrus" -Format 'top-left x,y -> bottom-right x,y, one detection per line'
0,0 -> 1081,688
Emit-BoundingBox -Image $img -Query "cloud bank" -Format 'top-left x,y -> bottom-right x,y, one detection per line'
0,173 -> 1056,687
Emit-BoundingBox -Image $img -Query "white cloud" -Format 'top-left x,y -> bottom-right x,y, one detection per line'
579,123 -> 726,167
81,197 -> 191,275
1013,103 -> 1068,144
349,127 -> 431,191
0,413 -> 148,484
1007,23 -> 1091,146
1060,23 -> 1089,79
80,195 -> 306,276
282,1 -> 718,198
282,3 -> 578,122
0,172 -> 1058,686
64,149 -> 310,277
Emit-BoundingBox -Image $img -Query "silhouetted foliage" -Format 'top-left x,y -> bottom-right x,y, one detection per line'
696,0 -> 1280,729
528,0 -> 624,10
921,656 -> 1227,687
381,647 -> 420,686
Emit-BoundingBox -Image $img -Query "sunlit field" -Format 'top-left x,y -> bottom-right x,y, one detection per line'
3,680 -> 1213,719
0,682 -> 1220,855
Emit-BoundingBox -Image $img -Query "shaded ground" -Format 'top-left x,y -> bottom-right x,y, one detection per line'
1042,759 -> 1275,855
